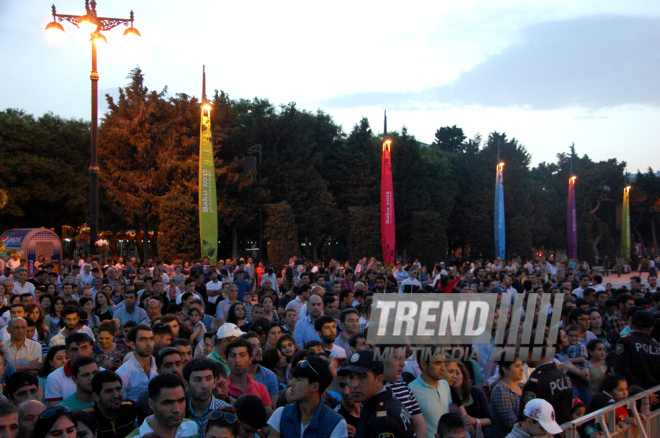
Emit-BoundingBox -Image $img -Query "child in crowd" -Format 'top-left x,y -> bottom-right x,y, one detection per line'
564,324 -> 591,403
435,412 -> 466,438
188,307 -> 206,345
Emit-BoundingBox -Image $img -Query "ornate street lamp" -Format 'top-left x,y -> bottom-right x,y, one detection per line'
46,0 -> 140,258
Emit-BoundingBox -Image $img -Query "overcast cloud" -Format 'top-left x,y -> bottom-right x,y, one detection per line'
322,15 -> 660,111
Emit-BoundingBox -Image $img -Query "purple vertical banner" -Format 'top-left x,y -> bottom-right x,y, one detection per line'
567,176 -> 578,259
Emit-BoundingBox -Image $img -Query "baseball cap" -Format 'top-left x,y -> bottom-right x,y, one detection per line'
338,350 -> 383,375
523,399 -> 563,435
631,310 -> 655,329
216,323 -> 244,339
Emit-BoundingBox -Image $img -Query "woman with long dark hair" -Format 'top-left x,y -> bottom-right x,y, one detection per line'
32,406 -> 77,438
26,304 -> 49,343
94,291 -> 114,321
226,302 -> 246,327
45,296 -> 65,333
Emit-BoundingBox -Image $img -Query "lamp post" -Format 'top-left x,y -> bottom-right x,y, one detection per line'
248,144 -> 263,258
46,0 -> 140,258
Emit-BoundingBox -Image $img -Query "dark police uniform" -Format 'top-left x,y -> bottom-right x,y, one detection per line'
614,330 -> 660,389
356,388 -> 414,438
520,362 -> 573,426
338,350 -> 415,438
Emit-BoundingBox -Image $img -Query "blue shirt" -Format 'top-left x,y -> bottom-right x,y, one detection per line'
232,280 -> 251,302
254,365 -> 280,396
293,316 -> 321,349
113,306 -> 148,326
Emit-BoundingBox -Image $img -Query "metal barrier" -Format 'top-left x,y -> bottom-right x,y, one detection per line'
561,385 -> 660,438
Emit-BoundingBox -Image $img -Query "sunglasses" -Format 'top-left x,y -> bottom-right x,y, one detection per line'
297,359 -> 319,376
208,410 -> 237,424
41,406 -> 72,419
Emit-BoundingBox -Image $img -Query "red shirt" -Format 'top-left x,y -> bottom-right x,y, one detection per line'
228,375 -> 272,406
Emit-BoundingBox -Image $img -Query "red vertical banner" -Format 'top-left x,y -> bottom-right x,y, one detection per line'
381,139 -> 396,264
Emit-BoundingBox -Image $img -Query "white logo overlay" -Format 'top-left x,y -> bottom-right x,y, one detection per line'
366,293 -> 564,362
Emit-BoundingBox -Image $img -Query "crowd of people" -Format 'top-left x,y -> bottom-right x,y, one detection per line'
0,253 -> 657,438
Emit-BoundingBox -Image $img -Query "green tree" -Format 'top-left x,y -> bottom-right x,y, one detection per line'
347,206 -> 380,262
265,201 -> 298,267
0,109 -> 90,230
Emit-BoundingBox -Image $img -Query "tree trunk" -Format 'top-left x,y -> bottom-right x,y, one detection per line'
142,217 -> 149,262
592,233 -> 602,259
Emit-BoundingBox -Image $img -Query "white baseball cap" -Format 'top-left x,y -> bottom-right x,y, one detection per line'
523,399 -> 563,435
216,323 -> 244,339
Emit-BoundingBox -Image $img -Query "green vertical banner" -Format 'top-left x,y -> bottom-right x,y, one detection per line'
199,68 -> 217,263
622,186 -> 631,260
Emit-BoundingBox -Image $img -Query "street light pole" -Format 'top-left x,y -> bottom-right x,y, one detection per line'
46,0 -> 140,259
90,32 -> 99,259
248,144 -> 263,258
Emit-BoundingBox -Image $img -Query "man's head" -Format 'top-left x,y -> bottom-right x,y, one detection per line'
339,308 -> 360,337
127,324 -> 154,358
244,332 -> 263,365
307,294 -> 324,320
6,373 -> 38,404
338,350 -> 385,403
8,318 -> 27,343
234,395 -> 268,436
183,358 -> 219,404
9,305 -> 25,320
148,374 -> 187,431
0,402 -> 19,438
435,413 -> 466,438
323,294 -> 338,318
17,401 -> 45,438
71,357 -> 100,395
289,355 -> 333,403
152,323 -> 174,347
61,306 -> 80,331
155,347 -> 183,377
147,299 -> 162,320
171,339 -> 193,366
416,346 -> 446,382
520,399 -> 563,436
630,310 -> 655,333
65,333 -> 94,363
123,289 -> 138,309
91,371 -> 124,413
382,345 -> 407,383
226,339 -> 253,377
284,309 -> 298,327
249,304 -> 265,322
314,315 -> 337,346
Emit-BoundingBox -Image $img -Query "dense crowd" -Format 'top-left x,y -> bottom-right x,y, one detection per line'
0,253 -> 658,438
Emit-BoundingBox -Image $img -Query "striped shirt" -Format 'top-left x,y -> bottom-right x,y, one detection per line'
387,379 -> 422,417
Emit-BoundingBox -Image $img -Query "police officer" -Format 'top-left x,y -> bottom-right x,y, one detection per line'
519,345 -> 573,425
338,350 -> 415,438
613,310 -> 660,389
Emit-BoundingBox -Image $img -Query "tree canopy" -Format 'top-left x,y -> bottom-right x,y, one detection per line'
1,67 -> 652,266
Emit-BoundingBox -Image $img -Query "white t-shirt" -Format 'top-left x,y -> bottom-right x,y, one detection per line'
267,406 -> 348,438
45,365 -> 77,403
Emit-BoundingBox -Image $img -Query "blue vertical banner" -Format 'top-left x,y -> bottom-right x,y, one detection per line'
494,162 -> 506,260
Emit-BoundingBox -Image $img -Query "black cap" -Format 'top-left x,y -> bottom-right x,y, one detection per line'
631,310 -> 655,329
338,350 -> 383,375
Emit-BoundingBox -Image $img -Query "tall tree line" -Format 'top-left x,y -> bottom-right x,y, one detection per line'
0,68 -> 651,266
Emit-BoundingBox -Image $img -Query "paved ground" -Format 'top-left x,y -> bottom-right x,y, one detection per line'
600,271 -> 651,289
